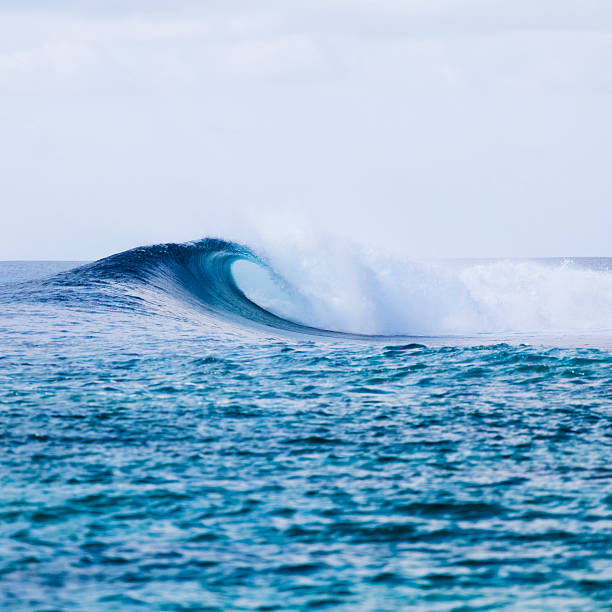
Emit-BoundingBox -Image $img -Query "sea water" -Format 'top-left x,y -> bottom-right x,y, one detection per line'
1,239 -> 611,611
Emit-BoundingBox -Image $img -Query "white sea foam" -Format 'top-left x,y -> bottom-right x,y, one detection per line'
233,238 -> 612,336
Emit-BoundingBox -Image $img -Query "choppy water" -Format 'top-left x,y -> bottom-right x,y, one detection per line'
1,240 -> 611,611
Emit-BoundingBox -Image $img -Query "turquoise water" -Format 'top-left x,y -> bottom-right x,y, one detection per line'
1,240 -> 611,611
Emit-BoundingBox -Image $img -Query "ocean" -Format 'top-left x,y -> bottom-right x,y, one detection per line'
1,239 -> 611,611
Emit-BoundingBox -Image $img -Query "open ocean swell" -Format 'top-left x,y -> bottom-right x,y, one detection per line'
1,239 -> 611,611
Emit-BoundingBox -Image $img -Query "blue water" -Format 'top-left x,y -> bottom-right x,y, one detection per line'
1,239 -> 611,611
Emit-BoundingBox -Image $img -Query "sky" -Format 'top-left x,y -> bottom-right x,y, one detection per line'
1,1 -> 611,259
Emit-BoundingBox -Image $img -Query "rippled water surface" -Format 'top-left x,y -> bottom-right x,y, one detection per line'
1,252 -> 611,611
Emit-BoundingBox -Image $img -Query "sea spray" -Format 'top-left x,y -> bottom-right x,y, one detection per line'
235,236 -> 612,335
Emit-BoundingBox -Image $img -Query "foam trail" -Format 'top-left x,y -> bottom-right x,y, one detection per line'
239,238 -> 612,336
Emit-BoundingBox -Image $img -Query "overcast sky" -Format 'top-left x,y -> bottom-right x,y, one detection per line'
1,1 -> 611,259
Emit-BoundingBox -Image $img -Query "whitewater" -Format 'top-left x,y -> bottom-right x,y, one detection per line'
1,238 -> 611,611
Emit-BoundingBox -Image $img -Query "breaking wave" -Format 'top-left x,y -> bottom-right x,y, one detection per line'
4,238 -> 612,339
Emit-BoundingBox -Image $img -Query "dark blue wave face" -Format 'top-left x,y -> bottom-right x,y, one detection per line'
1,241 -> 612,611
0,238 -> 427,340
1,239 -> 308,330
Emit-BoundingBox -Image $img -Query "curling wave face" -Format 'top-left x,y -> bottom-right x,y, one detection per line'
3,239 -> 364,338
67,238 -> 318,334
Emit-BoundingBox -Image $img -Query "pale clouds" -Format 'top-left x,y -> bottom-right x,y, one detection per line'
2,1 -> 611,91
0,2 -> 611,258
